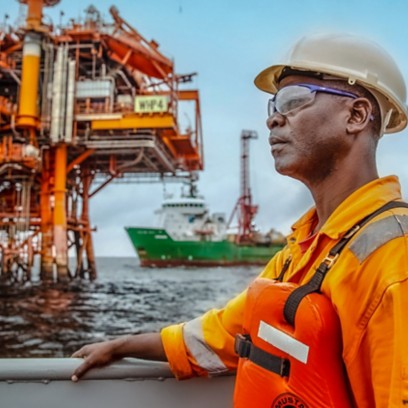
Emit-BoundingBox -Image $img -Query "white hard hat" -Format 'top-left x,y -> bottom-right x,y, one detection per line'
254,33 -> 408,134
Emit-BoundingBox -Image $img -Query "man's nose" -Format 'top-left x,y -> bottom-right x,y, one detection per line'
266,113 -> 286,129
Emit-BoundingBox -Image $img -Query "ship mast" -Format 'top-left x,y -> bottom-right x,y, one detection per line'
228,130 -> 258,243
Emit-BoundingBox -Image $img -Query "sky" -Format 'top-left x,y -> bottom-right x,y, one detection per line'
4,0 -> 408,257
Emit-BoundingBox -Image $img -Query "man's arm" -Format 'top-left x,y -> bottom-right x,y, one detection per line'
369,280 -> 408,406
161,252 -> 287,379
346,278 -> 408,406
71,332 -> 166,381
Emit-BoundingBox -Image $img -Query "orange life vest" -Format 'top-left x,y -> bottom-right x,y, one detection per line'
233,278 -> 352,408
234,201 -> 408,408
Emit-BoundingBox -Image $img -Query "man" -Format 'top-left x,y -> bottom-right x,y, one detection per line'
71,33 -> 408,407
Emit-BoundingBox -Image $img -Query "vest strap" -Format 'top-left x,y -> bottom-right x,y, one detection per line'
283,200 -> 408,326
235,334 -> 290,377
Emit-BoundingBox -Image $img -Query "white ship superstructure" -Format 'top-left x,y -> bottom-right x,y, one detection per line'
154,196 -> 227,241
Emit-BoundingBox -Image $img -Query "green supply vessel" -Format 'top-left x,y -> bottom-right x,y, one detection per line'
126,130 -> 286,267
125,195 -> 285,267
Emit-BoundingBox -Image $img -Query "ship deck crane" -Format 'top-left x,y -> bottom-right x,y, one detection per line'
0,0 -> 204,282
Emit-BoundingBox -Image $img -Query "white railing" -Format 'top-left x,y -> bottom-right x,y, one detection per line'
0,358 -> 235,408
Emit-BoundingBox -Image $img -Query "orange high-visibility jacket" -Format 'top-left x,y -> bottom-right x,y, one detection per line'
161,176 -> 408,407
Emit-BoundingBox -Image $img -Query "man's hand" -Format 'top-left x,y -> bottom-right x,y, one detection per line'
71,333 -> 167,382
71,340 -> 117,382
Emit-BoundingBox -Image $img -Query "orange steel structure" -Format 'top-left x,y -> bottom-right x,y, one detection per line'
0,0 -> 204,281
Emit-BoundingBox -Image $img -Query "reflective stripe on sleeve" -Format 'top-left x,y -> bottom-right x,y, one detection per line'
183,317 -> 229,376
350,214 -> 408,263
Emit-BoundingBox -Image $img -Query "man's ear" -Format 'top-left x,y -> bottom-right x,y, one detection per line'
346,98 -> 373,134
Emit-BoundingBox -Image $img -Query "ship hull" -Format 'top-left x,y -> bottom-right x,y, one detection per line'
125,227 -> 283,267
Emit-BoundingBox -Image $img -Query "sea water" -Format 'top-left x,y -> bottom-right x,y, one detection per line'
0,258 -> 262,357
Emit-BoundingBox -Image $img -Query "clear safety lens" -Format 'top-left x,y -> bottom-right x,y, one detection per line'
267,84 -> 358,117
268,86 -> 315,116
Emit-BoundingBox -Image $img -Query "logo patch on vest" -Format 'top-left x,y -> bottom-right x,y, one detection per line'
271,392 -> 308,408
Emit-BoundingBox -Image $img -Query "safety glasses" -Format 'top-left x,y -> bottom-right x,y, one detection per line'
267,83 -> 358,116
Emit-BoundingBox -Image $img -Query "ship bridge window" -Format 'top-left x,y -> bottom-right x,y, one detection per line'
164,202 -> 204,208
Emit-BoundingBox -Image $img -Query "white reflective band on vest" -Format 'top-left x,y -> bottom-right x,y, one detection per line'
350,214 -> 408,263
183,317 -> 228,376
257,320 -> 310,364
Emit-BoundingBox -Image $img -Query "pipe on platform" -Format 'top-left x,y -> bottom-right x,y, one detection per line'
116,69 -> 136,99
50,45 -> 63,142
40,42 -> 55,134
16,32 -> 42,130
64,60 -> 76,143
0,163 -> 23,175
51,45 -> 76,144
53,143 -> 69,280
50,45 -> 70,143
59,46 -> 68,136
24,0 -> 44,30
116,147 -> 144,172
81,172 -> 96,279
40,147 -> 54,280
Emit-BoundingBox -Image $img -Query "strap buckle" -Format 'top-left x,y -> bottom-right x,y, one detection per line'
280,358 -> 290,377
234,334 -> 251,358
322,253 -> 339,269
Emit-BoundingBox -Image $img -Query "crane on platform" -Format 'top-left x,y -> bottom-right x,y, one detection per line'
227,130 -> 258,244
0,0 -> 204,282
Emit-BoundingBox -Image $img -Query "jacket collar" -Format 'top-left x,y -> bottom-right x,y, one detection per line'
290,175 -> 402,240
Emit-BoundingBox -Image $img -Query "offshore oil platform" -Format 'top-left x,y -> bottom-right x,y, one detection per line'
0,0 -> 203,281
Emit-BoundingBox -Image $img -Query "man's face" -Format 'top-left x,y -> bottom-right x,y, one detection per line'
267,75 -> 353,186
